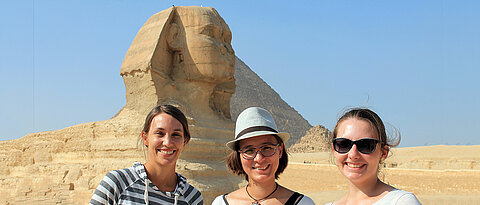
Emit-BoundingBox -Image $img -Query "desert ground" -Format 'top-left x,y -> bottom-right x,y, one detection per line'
279,145 -> 480,205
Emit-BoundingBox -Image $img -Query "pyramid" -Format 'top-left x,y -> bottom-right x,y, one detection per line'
231,57 -> 312,147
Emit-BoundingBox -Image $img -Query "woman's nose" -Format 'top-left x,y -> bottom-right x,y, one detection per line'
253,150 -> 264,161
348,144 -> 361,159
163,135 -> 173,146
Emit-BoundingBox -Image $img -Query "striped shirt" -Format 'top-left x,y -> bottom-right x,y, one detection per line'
90,162 -> 203,205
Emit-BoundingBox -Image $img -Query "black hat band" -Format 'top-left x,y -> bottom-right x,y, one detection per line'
236,126 -> 278,139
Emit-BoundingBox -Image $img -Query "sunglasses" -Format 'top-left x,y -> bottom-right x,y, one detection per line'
239,144 -> 279,160
332,138 -> 379,154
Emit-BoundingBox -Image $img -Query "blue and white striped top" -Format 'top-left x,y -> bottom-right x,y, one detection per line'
90,162 -> 203,205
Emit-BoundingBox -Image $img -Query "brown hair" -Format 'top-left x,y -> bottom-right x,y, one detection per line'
226,135 -> 288,181
333,108 -> 400,152
141,105 -> 191,143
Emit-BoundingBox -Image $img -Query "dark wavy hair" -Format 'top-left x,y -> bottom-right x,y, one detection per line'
225,135 -> 288,181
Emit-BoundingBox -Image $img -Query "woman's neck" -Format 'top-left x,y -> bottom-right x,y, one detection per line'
144,161 -> 178,192
246,179 -> 278,200
346,178 -> 391,200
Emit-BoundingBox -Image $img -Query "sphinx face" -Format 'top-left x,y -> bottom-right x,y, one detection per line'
177,8 -> 235,83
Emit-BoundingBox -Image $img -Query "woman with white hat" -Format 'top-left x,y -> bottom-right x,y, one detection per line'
212,107 -> 315,205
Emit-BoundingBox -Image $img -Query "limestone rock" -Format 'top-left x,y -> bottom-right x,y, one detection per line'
0,108 -> 144,204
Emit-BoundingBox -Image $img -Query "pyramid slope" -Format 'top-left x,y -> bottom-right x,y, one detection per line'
231,57 -> 312,147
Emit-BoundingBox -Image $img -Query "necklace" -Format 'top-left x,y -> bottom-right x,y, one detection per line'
245,182 -> 279,205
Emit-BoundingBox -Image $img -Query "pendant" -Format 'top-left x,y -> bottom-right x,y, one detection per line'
252,201 -> 261,205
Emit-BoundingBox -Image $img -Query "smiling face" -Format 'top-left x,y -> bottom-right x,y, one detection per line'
142,113 -> 187,168
238,135 -> 282,184
333,118 -> 388,184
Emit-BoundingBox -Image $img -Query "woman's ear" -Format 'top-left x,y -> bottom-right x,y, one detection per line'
381,145 -> 389,161
278,143 -> 284,158
141,132 -> 149,147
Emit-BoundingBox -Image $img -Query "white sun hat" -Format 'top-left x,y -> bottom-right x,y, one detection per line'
226,107 -> 290,150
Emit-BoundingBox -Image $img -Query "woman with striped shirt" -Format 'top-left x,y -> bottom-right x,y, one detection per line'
90,105 -> 203,205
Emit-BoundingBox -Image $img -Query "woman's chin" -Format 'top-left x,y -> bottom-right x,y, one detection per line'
152,155 -> 179,167
248,173 -> 275,183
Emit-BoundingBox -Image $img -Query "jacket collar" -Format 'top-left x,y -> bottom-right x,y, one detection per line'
133,162 -> 188,196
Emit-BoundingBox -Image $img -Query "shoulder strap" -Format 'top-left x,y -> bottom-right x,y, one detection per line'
285,192 -> 304,205
222,193 -> 230,205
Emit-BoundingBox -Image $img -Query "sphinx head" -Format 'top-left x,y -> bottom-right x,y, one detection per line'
120,6 -> 235,119
167,6 -> 235,83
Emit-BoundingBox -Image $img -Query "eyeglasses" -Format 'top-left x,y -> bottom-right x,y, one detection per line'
333,138 -> 379,154
239,144 -> 279,160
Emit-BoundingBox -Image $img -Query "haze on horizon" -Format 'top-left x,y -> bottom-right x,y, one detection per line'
1,1 -> 479,147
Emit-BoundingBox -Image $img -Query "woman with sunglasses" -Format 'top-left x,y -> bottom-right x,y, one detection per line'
326,108 -> 421,205
212,107 -> 315,205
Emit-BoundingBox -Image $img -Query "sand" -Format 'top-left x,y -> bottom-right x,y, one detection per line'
278,145 -> 480,205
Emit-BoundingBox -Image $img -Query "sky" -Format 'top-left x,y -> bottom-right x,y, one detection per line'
1,0 -> 479,147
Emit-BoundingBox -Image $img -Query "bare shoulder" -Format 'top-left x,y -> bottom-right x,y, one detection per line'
276,185 -> 296,200
332,195 -> 348,205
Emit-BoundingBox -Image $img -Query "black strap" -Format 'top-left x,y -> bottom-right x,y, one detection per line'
285,192 -> 304,205
222,192 -> 303,205
236,126 -> 278,139
222,193 -> 230,205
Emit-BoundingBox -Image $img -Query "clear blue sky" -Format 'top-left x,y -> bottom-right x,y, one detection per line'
1,1 -> 479,147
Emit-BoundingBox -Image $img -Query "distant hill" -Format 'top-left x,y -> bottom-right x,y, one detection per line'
230,57 -> 312,147
289,125 -> 332,153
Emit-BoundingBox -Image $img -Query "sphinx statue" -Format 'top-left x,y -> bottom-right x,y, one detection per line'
120,6 -> 237,161
121,6 -> 235,122
119,6 -> 242,199
0,6 -> 241,204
